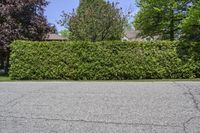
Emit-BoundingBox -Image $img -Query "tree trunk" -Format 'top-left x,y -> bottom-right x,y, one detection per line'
4,49 -> 10,74
169,9 -> 175,41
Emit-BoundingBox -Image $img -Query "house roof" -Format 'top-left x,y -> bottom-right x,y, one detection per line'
45,34 -> 66,41
124,30 -> 140,40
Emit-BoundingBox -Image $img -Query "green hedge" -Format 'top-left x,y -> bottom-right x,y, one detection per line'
9,40 -> 200,80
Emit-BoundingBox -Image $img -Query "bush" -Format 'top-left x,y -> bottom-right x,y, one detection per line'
9,40 -> 200,80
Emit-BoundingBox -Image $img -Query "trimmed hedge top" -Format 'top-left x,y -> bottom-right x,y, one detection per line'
9,40 -> 200,80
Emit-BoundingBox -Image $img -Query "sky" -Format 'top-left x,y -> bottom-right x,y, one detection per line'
45,0 -> 139,31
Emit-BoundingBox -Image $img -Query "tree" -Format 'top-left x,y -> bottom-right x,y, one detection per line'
59,0 -> 127,41
0,0 -> 50,50
181,0 -> 200,41
0,0 -> 50,72
59,29 -> 70,39
133,0 -> 196,41
49,24 -> 58,34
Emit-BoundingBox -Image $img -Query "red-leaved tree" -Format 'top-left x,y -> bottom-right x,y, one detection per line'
0,0 -> 50,72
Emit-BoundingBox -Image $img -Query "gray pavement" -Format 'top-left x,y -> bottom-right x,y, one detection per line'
0,82 -> 200,133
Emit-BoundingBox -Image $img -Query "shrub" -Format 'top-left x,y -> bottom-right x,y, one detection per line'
9,40 -> 200,80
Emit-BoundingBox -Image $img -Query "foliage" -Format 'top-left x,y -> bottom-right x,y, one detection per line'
9,40 -> 200,80
59,0 -> 127,41
59,29 -> 70,39
0,0 -> 50,72
0,0 -> 50,50
133,0 -> 196,41
181,0 -> 200,41
49,24 -> 58,34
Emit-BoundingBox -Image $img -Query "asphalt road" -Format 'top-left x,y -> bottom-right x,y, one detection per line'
0,82 -> 200,133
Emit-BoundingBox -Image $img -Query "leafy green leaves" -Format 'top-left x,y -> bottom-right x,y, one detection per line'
9,40 -> 200,80
181,0 -> 200,41
133,0 -> 198,41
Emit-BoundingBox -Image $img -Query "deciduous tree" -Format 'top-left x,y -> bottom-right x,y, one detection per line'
133,0 -> 196,41
0,0 -> 50,72
59,29 -> 70,39
181,0 -> 200,41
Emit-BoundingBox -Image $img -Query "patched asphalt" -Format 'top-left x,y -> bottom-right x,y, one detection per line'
0,82 -> 200,133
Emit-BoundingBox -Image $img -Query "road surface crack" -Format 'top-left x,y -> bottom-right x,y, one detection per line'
188,89 -> 200,112
174,83 -> 200,133
182,83 -> 200,112
174,83 -> 200,112
4,94 -> 26,107
183,116 -> 200,133
0,115 -> 181,128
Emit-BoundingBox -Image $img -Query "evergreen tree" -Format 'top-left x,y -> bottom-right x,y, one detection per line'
60,0 -> 126,41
